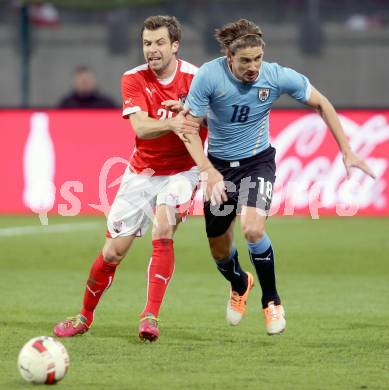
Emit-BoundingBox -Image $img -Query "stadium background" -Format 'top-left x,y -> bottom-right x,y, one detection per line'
1,1 -> 388,389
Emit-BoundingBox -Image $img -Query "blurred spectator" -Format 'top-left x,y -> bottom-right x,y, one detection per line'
346,14 -> 369,31
29,2 -> 59,26
58,66 -> 117,108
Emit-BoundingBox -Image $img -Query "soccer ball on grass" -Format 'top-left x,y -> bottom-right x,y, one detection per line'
17,336 -> 69,384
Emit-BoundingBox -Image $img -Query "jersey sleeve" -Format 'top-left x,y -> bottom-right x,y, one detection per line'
121,73 -> 147,118
277,65 -> 311,103
185,63 -> 214,118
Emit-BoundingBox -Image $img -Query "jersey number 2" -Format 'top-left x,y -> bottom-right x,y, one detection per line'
157,108 -> 174,120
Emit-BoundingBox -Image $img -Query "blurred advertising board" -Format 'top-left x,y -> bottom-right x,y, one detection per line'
1,109 -> 388,217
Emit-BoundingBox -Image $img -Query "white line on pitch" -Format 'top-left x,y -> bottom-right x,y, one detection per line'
0,222 -> 102,237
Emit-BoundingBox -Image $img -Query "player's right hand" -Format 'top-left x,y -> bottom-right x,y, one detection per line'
200,166 -> 227,206
170,110 -> 200,140
161,100 -> 184,113
342,150 -> 376,179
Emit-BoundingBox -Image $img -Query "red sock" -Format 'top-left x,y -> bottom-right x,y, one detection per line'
141,239 -> 175,318
80,253 -> 118,326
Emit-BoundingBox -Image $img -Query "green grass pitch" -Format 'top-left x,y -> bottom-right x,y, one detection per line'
1,215 -> 389,389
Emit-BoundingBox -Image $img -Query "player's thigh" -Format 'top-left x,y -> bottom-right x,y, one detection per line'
204,198 -> 237,239
156,167 -> 199,213
153,167 -> 200,239
238,149 -> 276,242
240,205 -> 267,243
103,235 -> 136,263
107,167 -> 162,239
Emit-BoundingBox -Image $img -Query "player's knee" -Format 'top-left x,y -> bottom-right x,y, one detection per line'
242,225 -> 265,243
209,244 -> 230,260
152,221 -> 174,240
102,247 -> 125,263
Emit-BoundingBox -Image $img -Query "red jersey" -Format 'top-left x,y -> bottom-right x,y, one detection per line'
121,59 -> 207,175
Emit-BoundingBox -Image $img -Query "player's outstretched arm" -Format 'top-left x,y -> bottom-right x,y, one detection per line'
129,110 -> 200,140
181,114 -> 227,205
306,87 -> 376,179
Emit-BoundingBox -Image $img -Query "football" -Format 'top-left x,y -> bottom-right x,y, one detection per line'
17,336 -> 69,384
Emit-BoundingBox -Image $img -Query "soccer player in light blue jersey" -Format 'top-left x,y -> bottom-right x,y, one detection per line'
180,19 -> 375,335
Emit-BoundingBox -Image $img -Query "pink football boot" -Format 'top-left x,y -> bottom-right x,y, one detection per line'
139,313 -> 159,342
53,314 -> 89,337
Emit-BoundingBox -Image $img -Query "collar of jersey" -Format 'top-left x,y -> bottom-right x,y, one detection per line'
148,59 -> 180,88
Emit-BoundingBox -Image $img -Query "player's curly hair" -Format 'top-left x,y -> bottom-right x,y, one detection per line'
142,15 -> 181,43
215,19 -> 265,54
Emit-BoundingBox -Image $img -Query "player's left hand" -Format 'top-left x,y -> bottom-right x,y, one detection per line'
162,100 -> 184,113
342,150 -> 376,179
201,166 -> 227,205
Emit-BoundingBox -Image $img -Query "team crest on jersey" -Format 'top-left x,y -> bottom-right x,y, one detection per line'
258,88 -> 270,102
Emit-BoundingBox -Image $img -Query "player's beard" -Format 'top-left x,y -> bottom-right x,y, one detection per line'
148,56 -> 168,73
148,58 -> 163,70
150,56 -> 175,78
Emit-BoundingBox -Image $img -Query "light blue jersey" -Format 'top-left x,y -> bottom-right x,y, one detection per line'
186,57 -> 311,160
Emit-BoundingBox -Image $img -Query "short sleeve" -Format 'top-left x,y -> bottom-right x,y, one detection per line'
277,65 -> 311,103
185,63 -> 214,118
121,73 -> 147,118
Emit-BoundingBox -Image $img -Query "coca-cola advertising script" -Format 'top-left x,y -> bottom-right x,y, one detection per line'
1,109 -> 388,217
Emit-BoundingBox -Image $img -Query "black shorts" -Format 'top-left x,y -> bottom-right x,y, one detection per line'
204,146 -> 276,238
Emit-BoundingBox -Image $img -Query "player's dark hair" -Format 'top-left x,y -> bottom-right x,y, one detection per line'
142,15 -> 181,43
215,19 -> 265,55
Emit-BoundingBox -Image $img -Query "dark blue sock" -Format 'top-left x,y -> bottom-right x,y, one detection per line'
248,234 -> 280,308
215,247 -> 248,295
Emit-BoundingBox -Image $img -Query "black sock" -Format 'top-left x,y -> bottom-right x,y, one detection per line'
248,235 -> 281,308
215,248 -> 248,295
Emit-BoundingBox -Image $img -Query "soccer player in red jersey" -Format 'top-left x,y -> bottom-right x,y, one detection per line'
53,15 -> 206,342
